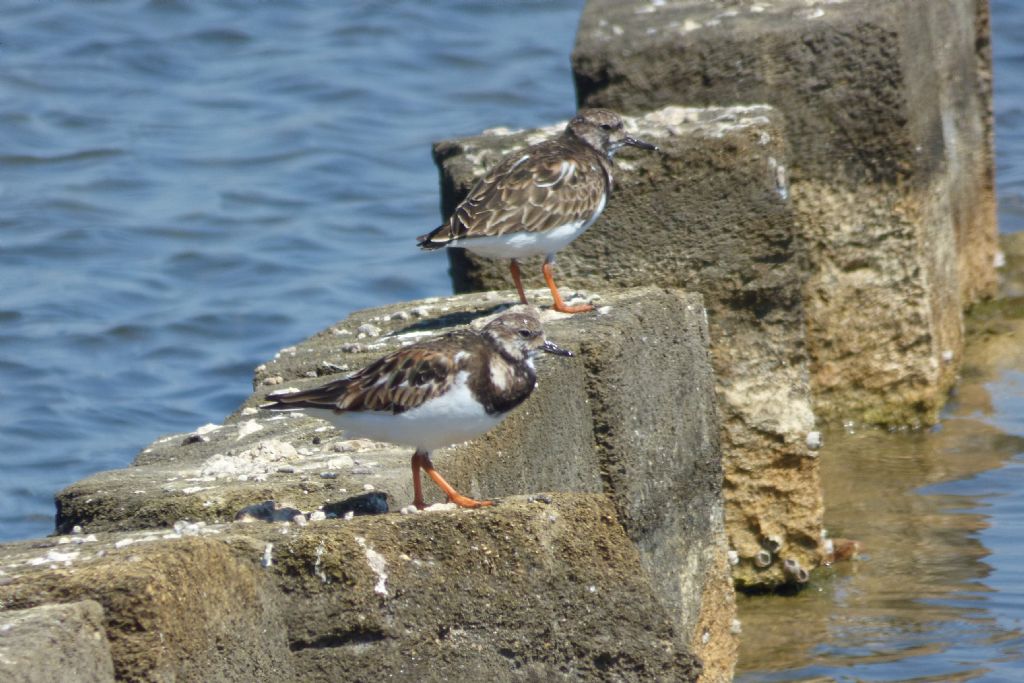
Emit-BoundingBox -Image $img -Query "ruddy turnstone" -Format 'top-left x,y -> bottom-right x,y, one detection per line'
262,309 -> 571,510
418,108 -> 657,314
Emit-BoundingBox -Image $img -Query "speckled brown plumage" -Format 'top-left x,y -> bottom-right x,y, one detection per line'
264,323 -> 539,417
262,310 -> 573,510
422,136 -> 612,244
417,109 -> 657,314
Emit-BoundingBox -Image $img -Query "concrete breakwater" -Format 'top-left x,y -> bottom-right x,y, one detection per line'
438,105 -> 823,591
442,0 -> 995,587
2,290 -> 736,682
0,1 -> 995,681
572,0 -> 997,427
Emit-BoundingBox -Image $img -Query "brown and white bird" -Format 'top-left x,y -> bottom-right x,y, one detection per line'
418,108 -> 657,314
262,310 -> 571,510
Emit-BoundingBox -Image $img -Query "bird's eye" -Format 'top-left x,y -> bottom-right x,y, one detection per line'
518,329 -> 532,339
600,123 -> 613,131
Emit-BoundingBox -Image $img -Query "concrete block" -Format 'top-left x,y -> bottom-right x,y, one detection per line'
0,601 -> 115,683
573,0 -> 997,425
52,287 -> 736,676
0,536 -> 292,681
433,108 -> 822,589
2,496 -> 703,681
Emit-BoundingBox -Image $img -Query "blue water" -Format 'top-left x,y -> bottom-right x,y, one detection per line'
2,1 -> 1024,680
995,0 -> 1024,234
0,0 -> 585,540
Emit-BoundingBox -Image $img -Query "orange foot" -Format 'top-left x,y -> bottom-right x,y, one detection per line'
411,450 -> 493,510
552,300 -> 594,314
542,260 -> 593,314
445,493 -> 495,509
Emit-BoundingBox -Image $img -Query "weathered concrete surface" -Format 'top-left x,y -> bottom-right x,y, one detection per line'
0,533 -> 289,682
972,0 -> 998,305
52,287 -> 736,679
963,234 -> 1024,381
433,107 -> 822,590
0,601 -> 115,683
573,0 -> 997,426
997,231 -> 1024,300
2,496 -> 701,682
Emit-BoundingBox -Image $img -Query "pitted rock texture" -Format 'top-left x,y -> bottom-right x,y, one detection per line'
2,495 -> 703,682
0,601 -> 115,683
572,0 -> 996,426
48,287 -> 735,679
433,107 -> 822,591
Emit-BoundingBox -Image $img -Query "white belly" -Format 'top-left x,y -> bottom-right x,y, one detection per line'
453,193 -> 606,259
296,375 -> 504,452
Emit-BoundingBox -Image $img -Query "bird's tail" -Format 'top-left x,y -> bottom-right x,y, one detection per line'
416,225 -> 452,251
260,389 -> 299,412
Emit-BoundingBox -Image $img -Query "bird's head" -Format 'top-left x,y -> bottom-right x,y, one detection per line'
565,108 -> 658,158
483,309 -> 573,362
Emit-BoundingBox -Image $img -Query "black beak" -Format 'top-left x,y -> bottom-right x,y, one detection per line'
625,135 -> 658,152
541,340 -> 573,357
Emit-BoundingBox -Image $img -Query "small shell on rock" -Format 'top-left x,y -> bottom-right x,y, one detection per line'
782,558 -> 810,584
261,543 -> 273,568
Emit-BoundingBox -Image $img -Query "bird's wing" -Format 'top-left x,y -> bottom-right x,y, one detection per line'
419,141 -> 608,246
265,338 -> 465,415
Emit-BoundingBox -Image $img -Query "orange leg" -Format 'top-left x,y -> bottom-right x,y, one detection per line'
411,450 -> 493,510
411,450 -> 427,510
542,258 -> 593,314
509,259 -> 529,305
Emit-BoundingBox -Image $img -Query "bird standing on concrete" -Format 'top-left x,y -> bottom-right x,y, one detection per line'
418,108 -> 657,314
262,309 -> 571,510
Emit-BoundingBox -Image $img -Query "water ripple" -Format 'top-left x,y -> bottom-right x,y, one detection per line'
0,148 -> 125,165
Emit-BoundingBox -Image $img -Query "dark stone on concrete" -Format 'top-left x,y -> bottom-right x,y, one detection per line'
323,492 -> 389,517
235,500 -> 305,523
0,601 -> 115,683
433,108 -> 822,593
573,0 -> 997,426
